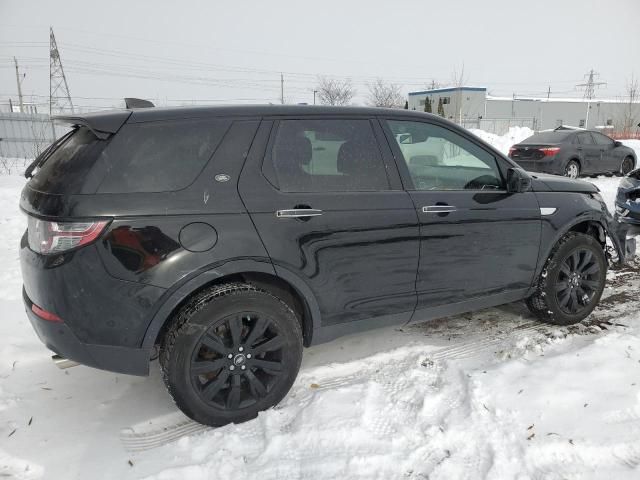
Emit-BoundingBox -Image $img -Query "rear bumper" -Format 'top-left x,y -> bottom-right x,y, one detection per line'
515,159 -> 561,175
23,288 -> 149,375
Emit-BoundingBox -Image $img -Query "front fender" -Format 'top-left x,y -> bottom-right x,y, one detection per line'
534,192 -> 626,283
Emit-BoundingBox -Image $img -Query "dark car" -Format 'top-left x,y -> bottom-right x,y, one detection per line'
615,168 -> 640,241
19,105 -> 631,426
509,129 -> 636,178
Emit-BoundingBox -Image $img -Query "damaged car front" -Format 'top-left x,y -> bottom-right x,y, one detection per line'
614,168 -> 640,259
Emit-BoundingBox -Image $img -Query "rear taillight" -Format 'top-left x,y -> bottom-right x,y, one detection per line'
27,217 -> 109,255
539,147 -> 560,157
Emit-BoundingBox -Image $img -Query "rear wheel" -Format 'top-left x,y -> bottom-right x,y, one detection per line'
526,232 -> 606,325
160,283 -> 303,426
620,156 -> 635,176
564,160 -> 580,179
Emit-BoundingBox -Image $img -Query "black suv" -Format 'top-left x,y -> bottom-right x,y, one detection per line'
20,106 -> 630,426
509,129 -> 636,178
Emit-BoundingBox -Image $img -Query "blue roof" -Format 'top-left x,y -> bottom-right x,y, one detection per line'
408,87 -> 487,96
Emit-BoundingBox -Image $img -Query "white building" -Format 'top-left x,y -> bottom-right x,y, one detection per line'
407,86 -> 640,134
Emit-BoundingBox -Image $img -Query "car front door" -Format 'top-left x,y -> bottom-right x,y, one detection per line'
592,132 -> 619,172
238,118 -> 420,335
381,118 -> 541,318
576,132 -> 600,173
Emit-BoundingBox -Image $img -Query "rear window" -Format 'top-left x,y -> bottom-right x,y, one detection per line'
97,119 -> 231,194
521,132 -> 571,144
29,127 -> 106,194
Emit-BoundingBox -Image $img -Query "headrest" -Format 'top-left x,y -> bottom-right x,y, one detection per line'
337,140 -> 372,176
274,134 -> 312,166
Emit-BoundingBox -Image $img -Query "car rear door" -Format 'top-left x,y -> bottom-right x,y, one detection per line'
238,117 -> 420,333
380,117 -> 541,317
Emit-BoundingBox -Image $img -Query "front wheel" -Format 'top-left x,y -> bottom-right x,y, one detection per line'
526,232 -> 606,325
620,156 -> 635,176
160,283 -> 303,426
564,160 -> 580,179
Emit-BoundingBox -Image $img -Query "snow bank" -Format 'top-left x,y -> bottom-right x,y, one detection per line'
1,169 -> 639,479
621,139 -> 640,161
468,126 -> 534,155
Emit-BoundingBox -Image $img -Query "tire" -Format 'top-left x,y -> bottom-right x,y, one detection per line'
620,156 -> 635,176
526,232 -> 606,326
564,160 -> 580,179
160,283 -> 303,426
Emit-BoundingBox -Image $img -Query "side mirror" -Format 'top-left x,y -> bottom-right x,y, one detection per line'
507,168 -> 532,193
614,140 -> 623,147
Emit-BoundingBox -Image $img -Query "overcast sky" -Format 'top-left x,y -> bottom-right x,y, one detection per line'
1,0 -> 639,111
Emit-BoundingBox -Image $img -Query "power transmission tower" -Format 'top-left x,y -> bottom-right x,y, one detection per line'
576,69 -> 606,129
14,57 -> 25,112
49,27 -> 74,115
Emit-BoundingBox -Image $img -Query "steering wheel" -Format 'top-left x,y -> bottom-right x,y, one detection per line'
463,175 -> 501,190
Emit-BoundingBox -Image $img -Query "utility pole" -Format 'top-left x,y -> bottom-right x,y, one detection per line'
313,89 -> 317,105
49,27 -> 74,115
280,73 -> 284,105
576,69 -> 606,129
547,86 -> 551,100
14,57 -> 25,112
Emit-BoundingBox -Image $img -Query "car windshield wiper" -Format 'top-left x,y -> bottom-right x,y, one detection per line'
24,127 -> 77,179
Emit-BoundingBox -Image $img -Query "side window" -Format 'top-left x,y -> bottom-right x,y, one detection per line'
268,119 -> 389,192
386,120 -> 504,191
593,133 -> 614,146
577,133 -> 594,145
97,119 -> 231,193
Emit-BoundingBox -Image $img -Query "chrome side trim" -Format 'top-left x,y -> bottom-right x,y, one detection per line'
276,209 -> 323,218
423,205 -> 457,213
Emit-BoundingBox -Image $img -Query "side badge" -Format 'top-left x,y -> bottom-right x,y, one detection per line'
215,174 -> 231,183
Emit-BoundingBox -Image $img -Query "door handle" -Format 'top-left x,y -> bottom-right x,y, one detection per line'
276,209 -> 323,218
422,205 -> 457,213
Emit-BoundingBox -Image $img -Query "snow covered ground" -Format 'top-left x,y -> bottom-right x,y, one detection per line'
1,134 -> 640,479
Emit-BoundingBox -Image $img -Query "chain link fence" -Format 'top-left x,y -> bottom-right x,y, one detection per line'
0,112 -> 68,174
460,117 -> 537,136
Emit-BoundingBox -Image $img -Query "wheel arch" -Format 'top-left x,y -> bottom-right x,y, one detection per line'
623,153 -> 636,170
534,216 -> 610,284
566,156 -> 582,171
141,259 -> 321,352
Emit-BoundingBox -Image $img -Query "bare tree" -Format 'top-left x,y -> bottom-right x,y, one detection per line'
620,74 -> 639,136
315,76 -> 356,106
450,64 -> 468,124
366,78 -> 404,108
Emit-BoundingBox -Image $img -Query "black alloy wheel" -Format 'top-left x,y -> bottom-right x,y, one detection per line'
526,232 -> 606,325
554,248 -> 602,315
160,283 -> 303,426
191,311 -> 286,409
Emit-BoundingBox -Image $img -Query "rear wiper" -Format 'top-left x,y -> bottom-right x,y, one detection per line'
24,128 -> 77,179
